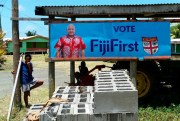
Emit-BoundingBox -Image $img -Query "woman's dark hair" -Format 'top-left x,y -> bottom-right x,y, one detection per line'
25,54 -> 32,59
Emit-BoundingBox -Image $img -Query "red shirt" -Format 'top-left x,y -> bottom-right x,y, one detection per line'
54,35 -> 86,58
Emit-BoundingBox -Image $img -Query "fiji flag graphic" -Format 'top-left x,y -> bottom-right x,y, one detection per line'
142,37 -> 158,55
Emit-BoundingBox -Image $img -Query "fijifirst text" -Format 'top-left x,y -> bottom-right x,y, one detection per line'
91,39 -> 139,55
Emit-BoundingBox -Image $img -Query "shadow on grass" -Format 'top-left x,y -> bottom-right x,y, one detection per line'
139,86 -> 180,108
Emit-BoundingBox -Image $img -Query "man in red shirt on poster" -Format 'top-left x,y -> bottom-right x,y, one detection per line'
54,24 -> 86,58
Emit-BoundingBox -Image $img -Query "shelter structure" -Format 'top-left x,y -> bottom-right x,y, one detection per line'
35,3 -> 180,97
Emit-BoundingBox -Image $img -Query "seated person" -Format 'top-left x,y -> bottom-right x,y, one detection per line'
74,61 -> 89,85
79,61 -> 88,76
75,61 -> 105,86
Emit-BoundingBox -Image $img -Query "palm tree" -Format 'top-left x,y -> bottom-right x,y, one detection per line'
25,30 -> 37,36
0,30 -> 6,55
0,30 -> 6,66
170,24 -> 180,39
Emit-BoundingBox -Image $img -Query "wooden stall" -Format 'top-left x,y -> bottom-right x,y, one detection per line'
35,3 -> 180,97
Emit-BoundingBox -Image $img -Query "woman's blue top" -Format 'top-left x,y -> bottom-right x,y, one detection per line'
21,62 -> 34,84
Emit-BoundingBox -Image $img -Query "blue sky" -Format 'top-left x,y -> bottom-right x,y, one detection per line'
1,0 -> 180,38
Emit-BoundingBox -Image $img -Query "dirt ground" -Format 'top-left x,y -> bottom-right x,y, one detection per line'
0,54 -> 113,99
0,67 -> 70,98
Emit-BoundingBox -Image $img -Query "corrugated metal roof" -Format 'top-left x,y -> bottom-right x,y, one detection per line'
36,3 -> 180,8
35,4 -> 180,18
38,3 -> 180,7
37,0 -> 180,6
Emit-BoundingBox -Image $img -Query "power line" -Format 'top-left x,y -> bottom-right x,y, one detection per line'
1,8 -> 47,36
2,4 -> 47,27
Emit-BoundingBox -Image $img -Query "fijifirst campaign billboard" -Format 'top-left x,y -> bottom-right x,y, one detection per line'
50,22 -> 170,59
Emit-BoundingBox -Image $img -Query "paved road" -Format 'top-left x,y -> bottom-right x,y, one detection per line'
0,68 -> 69,98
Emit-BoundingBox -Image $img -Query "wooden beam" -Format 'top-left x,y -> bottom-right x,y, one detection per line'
11,17 -> 48,21
44,56 -> 171,62
11,17 -> 67,21
10,17 -> 180,23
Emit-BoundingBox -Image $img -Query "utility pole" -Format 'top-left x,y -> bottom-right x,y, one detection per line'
0,4 -> 4,29
12,0 -> 21,107
0,4 -> 4,39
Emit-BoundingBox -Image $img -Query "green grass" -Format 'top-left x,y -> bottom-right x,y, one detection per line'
139,106 -> 180,121
0,86 -> 48,121
0,54 -> 180,121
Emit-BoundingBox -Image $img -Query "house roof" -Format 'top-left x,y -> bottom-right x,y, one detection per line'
35,3 -> 180,18
4,35 -> 49,42
171,39 -> 180,44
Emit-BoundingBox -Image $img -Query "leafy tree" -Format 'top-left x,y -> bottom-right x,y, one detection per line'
0,30 -> 6,67
25,30 -> 37,36
170,24 -> 180,39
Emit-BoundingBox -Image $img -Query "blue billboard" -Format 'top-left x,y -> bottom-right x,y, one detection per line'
50,22 -> 170,60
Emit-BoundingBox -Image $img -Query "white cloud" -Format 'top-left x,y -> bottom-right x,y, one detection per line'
19,5 -> 25,12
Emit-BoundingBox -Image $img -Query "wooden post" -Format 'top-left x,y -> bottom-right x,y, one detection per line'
129,16 -> 137,88
48,16 -> 55,98
70,61 -> 75,84
130,60 -> 137,88
70,17 -> 76,85
48,62 -> 55,98
12,0 -> 21,107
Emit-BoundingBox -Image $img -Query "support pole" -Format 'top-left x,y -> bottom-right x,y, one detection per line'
48,16 -> 55,98
129,16 -> 137,88
70,61 -> 75,84
12,0 -> 21,107
7,56 -> 22,121
130,60 -> 137,88
49,62 -> 55,98
70,17 -> 76,85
